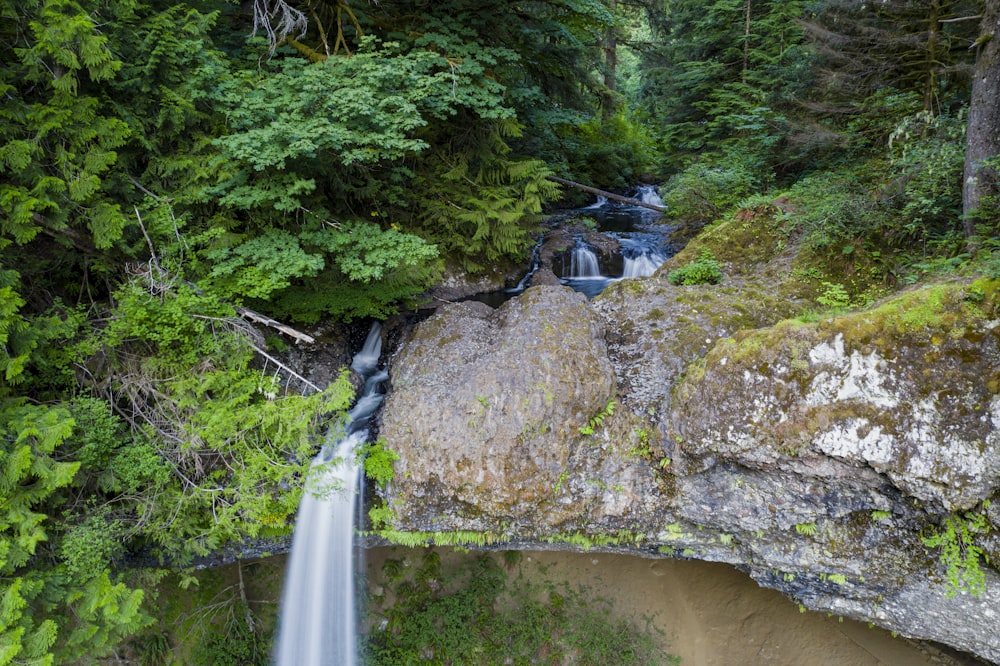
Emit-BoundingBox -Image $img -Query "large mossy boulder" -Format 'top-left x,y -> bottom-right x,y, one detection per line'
380,286 -> 662,533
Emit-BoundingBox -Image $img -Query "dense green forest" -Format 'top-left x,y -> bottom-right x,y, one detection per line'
1,0 -> 999,661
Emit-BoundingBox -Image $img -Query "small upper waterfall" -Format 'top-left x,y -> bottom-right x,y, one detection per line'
275,322 -> 385,666
569,243 -> 602,278
636,184 -> 665,209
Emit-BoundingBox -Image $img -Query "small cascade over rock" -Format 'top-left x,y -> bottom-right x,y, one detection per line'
275,323 -> 385,666
619,235 -> 666,278
636,183 -> 665,209
569,242 -> 602,278
460,184 -> 678,305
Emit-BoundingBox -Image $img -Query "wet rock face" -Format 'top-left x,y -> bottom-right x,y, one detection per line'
378,277 -> 1000,663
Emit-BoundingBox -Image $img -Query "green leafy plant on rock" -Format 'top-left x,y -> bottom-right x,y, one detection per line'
667,248 -> 724,286
922,509 -> 990,598
579,399 -> 615,436
815,281 -> 852,313
362,440 -> 400,488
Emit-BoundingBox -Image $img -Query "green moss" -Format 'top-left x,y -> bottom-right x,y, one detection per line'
375,529 -> 505,548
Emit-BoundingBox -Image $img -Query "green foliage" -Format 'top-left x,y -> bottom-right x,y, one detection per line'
129,631 -> 171,666
557,113 -> 658,191
794,522 -> 818,536
885,109 -> 965,243
365,551 -> 675,665
83,277 -> 356,561
639,0 -> 810,168
922,511 -> 990,598
816,281 -> 851,312
190,602 -> 268,666
58,512 -> 126,579
668,248 -> 724,286
368,503 -> 396,531
0,0 -> 133,251
579,399 -> 615,436
361,440 -> 399,488
0,397 -> 150,664
411,124 -> 559,270
194,220 -> 441,321
660,158 -> 760,223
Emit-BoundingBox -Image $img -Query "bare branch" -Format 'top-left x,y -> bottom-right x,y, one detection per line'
252,0 -> 309,53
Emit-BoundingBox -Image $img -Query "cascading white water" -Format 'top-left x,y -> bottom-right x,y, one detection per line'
622,252 -> 665,278
569,244 -> 602,278
636,184 -> 665,209
618,235 -> 667,279
275,323 -> 385,666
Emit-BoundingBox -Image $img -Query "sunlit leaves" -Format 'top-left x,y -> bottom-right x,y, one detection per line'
303,220 -> 439,282
204,229 -> 326,300
213,36 -> 513,183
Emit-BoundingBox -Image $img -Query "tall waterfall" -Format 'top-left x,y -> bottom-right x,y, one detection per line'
275,323 -> 385,666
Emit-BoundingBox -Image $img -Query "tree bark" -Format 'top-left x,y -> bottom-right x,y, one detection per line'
602,0 -> 618,120
742,0 -> 752,84
962,0 -> 1000,241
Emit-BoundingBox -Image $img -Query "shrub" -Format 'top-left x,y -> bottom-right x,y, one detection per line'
668,249 -> 724,285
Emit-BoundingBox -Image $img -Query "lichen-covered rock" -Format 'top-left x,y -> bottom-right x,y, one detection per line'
671,284 -> 1000,512
381,286 -> 662,533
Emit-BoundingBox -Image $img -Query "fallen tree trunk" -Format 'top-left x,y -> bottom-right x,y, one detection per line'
546,176 -> 667,213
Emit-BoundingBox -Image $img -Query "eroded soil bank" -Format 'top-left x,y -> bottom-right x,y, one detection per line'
366,547 -> 983,666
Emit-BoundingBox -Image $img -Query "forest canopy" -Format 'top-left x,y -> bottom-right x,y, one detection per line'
1,0 -> 998,661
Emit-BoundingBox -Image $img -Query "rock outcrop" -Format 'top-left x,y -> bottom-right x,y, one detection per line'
378,272 -> 1000,662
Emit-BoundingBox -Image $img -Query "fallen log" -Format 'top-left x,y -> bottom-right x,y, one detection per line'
546,176 -> 667,213
235,306 -> 316,345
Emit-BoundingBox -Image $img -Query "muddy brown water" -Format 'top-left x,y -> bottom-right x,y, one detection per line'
365,547 -> 978,666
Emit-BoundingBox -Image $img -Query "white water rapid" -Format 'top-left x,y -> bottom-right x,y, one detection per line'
619,235 -> 666,278
636,183 -> 665,209
275,323 -> 385,666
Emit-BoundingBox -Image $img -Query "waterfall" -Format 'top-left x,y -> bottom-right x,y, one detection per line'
275,323 -> 385,666
622,252 -> 665,278
619,235 -> 667,279
508,237 -> 543,294
569,243 -> 602,278
636,184 -> 665,209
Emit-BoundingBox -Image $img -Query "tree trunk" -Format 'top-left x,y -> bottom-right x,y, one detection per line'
742,0 -> 752,84
546,176 -> 667,212
602,0 -> 618,120
963,0 -> 1000,241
